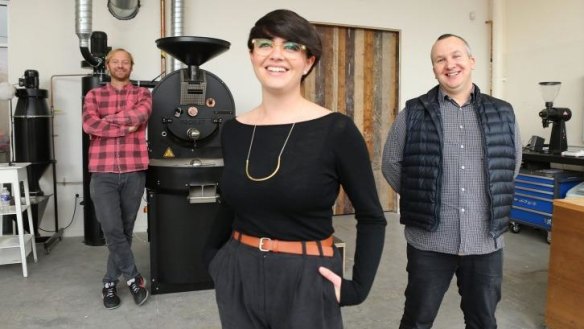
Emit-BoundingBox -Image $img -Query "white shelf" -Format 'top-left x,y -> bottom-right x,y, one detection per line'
0,204 -> 30,215
0,234 -> 34,264
0,162 -> 38,277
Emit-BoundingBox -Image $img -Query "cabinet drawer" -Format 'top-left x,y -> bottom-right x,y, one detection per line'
514,186 -> 554,200
515,176 -> 554,194
513,192 -> 553,213
516,173 -> 554,185
510,206 -> 552,230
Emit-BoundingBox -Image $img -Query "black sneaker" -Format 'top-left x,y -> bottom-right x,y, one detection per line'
127,275 -> 149,306
102,282 -> 120,310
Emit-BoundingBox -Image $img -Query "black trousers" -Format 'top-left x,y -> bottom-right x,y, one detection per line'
209,238 -> 344,329
400,245 -> 503,329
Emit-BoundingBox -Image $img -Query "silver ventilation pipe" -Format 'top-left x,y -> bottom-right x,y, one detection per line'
169,0 -> 184,72
75,0 -> 102,67
75,0 -> 91,48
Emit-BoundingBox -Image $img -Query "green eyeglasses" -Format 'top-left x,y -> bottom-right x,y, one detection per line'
251,38 -> 307,58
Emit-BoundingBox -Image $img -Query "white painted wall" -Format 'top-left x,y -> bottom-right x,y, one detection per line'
503,0 -> 584,147
5,0 -> 581,237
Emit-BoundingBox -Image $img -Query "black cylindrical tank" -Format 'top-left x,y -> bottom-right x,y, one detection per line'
81,74 -> 107,246
13,70 -> 53,238
13,70 -> 52,196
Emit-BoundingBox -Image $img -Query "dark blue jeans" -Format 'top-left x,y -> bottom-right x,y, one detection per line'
90,171 -> 146,284
400,244 -> 503,329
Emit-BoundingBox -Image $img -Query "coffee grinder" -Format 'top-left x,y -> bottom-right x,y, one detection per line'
538,82 -> 571,154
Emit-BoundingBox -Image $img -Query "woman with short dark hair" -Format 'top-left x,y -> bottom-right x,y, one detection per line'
204,9 -> 387,329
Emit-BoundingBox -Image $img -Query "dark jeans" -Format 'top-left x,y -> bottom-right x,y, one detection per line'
209,238 -> 344,329
90,171 -> 146,284
400,244 -> 503,329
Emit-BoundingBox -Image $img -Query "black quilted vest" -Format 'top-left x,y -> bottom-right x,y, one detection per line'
400,85 -> 516,238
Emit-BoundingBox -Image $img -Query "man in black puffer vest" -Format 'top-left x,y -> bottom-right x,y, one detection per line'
382,34 -> 522,329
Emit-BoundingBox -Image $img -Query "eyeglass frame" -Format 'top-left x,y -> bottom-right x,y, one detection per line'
250,38 -> 308,58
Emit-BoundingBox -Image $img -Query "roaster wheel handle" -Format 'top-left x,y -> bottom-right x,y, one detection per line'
187,128 -> 200,140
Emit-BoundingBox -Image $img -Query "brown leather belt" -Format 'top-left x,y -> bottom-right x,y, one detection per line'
233,231 -> 334,257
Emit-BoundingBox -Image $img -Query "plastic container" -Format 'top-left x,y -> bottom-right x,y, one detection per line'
566,181 -> 584,198
0,186 -> 11,209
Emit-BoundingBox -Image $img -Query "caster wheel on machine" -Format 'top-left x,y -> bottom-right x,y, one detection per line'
510,222 -> 521,234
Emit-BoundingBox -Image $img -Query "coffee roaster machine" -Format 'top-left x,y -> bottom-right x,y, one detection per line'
73,1 -> 234,293
146,36 -> 235,294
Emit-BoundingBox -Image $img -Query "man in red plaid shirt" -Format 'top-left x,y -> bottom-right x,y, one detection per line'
82,48 -> 151,310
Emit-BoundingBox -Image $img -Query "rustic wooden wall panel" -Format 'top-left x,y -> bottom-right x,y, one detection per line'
378,32 -> 399,211
303,24 -> 399,214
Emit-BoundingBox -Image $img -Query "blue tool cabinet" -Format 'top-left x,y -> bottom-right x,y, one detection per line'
510,169 -> 583,243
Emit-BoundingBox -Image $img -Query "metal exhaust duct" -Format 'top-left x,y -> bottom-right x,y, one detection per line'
75,0 -> 102,67
75,0 -> 91,48
169,0 -> 184,72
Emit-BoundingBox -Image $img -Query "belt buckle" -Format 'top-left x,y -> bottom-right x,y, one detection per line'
258,237 -> 271,252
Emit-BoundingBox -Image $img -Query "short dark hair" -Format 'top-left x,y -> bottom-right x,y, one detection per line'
436,33 -> 472,56
247,9 -> 322,79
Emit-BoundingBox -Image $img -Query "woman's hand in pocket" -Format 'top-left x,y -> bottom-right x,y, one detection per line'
318,266 -> 341,303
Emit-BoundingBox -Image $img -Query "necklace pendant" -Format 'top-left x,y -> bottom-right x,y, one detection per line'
244,123 -> 295,182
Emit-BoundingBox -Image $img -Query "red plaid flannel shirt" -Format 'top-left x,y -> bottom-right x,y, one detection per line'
82,83 -> 152,173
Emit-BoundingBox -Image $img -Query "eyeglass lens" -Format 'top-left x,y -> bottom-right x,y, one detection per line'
253,39 -> 306,57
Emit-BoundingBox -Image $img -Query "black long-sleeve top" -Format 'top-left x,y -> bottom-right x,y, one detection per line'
205,112 -> 387,306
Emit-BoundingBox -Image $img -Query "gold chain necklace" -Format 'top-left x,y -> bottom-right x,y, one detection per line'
245,123 -> 295,182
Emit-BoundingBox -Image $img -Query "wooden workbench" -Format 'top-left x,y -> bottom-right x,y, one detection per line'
546,197 -> 584,329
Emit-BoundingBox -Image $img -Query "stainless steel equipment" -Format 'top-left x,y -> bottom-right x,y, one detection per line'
146,36 -> 234,294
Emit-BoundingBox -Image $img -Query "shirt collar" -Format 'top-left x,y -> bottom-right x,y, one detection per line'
439,85 -> 476,107
106,82 -> 133,92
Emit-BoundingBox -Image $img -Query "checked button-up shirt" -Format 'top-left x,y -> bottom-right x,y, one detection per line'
82,83 -> 152,173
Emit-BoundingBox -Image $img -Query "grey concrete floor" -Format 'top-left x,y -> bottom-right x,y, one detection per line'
0,213 -> 549,329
